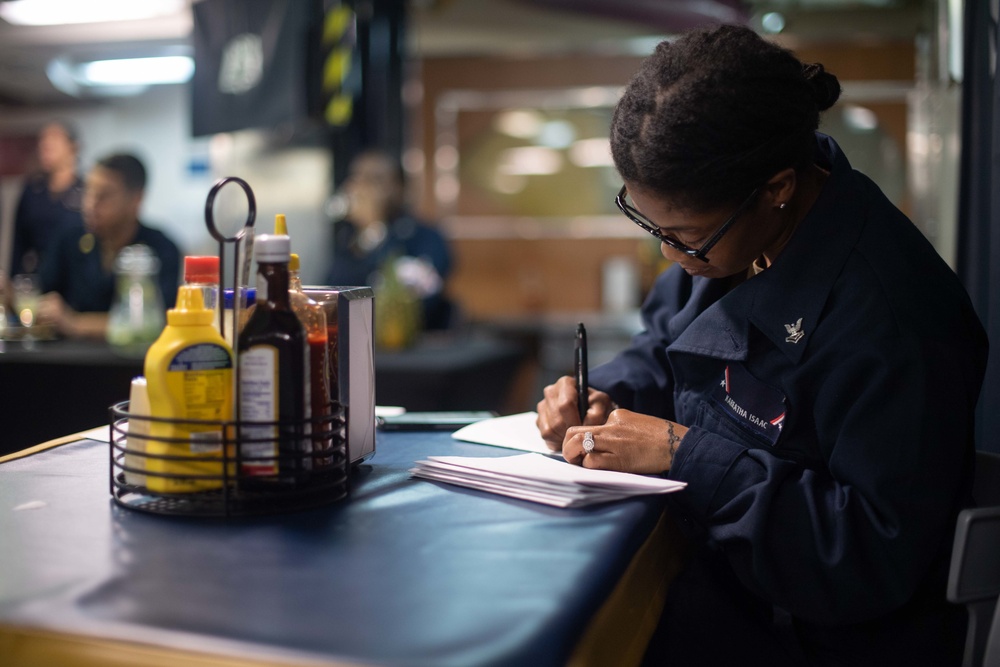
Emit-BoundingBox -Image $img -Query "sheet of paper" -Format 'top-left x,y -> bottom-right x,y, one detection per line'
428,453 -> 685,493
451,411 -> 552,454
411,469 -> 585,508
411,453 -> 686,508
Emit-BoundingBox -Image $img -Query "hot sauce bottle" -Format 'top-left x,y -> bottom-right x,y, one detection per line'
288,252 -> 333,467
237,234 -> 311,485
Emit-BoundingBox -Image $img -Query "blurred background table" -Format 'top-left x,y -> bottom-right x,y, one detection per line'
0,333 -> 532,456
374,334 -> 527,413
0,339 -> 142,456
468,310 -> 643,412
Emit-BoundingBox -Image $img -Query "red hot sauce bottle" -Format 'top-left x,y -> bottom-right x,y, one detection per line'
288,253 -> 333,467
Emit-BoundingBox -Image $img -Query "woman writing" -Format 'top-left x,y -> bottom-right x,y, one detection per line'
537,25 -> 987,666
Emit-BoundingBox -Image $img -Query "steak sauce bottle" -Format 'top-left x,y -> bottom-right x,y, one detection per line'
237,234 -> 311,486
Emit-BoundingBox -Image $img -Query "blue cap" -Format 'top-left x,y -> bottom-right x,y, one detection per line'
222,288 -> 257,309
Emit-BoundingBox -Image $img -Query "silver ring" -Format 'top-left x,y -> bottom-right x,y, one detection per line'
583,431 -> 595,454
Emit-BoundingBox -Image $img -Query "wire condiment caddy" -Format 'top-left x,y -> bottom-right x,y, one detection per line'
108,177 -> 349,517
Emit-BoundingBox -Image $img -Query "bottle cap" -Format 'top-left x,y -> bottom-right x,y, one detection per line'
289,253 -> 300,273
254,234 -> 291,263
184,256 -> 220,283
274,213 -> 288,236
222,288 -> 257,309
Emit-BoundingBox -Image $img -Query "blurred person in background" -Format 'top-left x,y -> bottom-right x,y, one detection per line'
326,149 -> 455,330
10,120 -> 85,275
35,153 -> 180,339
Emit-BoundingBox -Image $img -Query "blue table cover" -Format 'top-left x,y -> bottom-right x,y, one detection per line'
0,431 -> 667,666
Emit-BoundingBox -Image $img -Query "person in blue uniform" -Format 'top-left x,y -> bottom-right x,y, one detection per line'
9,120 -> 85,275
36,153 -> 180,339
325,149 -> 454,329
536,25 -> 988,667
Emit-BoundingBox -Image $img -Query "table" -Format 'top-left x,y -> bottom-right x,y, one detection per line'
0,429 -> 687,666
0,339 -> 143,455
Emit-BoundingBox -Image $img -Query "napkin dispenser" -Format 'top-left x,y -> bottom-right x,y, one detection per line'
304,286 -> 375,466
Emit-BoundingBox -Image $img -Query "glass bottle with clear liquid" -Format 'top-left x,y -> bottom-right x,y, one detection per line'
107,244 -> 165,357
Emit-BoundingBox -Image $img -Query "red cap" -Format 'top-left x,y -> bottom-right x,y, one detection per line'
184,256 -> 219,283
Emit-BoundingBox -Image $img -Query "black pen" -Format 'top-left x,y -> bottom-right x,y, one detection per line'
575,322 -> 588,424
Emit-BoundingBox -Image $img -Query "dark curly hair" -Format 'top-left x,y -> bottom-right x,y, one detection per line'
610,24 -> 841,212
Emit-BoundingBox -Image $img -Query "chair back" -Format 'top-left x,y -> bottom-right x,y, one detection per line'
948,450 -> 1000,667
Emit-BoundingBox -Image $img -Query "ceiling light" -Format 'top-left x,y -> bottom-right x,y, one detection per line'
0,0 -> 185,26
82,56 -> 194,86
47,53 -> 194,97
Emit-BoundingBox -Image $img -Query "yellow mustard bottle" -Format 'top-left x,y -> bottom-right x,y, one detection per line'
144,285 -> 235,493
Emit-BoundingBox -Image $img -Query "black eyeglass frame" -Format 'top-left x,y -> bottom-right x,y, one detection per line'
615,185 -> 760,263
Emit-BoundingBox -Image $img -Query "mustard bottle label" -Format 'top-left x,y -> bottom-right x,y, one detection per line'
168,343 -> 232,448
239,345 -> 279,475
145,341 -> 234,494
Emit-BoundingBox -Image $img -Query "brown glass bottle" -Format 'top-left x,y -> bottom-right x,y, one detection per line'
237,234 -> 311,486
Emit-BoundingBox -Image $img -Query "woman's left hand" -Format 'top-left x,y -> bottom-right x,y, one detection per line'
562,408 -> 688,474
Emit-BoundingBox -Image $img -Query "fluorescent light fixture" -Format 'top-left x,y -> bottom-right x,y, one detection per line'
82,56 -> 194,86
0,0 -> 184,26
47,53 -> 194,97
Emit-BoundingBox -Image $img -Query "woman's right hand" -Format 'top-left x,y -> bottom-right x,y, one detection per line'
536,375 -> 614,452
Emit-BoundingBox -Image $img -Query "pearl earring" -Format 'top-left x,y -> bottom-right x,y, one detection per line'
778,203 -> 787,210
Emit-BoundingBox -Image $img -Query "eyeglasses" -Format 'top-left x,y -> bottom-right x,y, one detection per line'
615,185 -> 760,263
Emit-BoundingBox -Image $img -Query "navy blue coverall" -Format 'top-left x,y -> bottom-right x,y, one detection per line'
591,135 -> 989,666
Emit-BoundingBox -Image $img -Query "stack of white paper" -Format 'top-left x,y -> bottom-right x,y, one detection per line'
410,453 -> 686,508
450,411 -> 552,454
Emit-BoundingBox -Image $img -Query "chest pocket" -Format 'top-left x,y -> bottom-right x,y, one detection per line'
701,362 -> 787,447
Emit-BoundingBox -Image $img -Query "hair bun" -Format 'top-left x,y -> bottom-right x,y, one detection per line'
802,62 -> 842,112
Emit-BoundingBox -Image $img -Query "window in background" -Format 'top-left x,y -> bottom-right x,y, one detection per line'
433,87 -> 633,239
433,82 -> 915,240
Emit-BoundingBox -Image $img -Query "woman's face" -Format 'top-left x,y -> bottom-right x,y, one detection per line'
624,181 -> 784,279
37,124 -> 76,173
344,153 -> 403,226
